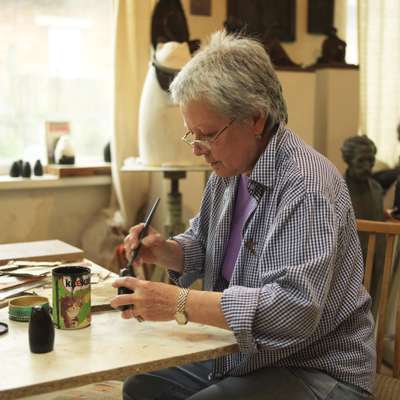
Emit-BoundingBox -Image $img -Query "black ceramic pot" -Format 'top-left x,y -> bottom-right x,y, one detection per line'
29,305 -> 55,353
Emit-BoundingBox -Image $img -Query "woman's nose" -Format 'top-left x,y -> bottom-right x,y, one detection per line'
193,143 -> 209,156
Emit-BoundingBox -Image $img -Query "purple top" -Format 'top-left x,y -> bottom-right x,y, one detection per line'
222,175 -> 257,281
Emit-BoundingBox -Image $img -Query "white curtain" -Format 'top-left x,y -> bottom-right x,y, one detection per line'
359,0 -> 400,166
112,0 -> 155,228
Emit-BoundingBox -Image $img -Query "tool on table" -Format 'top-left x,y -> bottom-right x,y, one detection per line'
117,197 -> 160,311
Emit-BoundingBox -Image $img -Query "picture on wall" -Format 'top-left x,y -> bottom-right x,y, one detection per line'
190,0 -> 211,16
308,0 -> 334,34
227,0 -> 296,42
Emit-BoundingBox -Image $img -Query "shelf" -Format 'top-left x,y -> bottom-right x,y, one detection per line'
122,160 -> 211,173
0,175 -> 112,190
46,162 -> 111,177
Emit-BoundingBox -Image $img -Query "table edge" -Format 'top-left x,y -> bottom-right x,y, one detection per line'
0,343 -> 239,399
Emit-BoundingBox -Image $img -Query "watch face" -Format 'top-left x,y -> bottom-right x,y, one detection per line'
175,312 -> 188,325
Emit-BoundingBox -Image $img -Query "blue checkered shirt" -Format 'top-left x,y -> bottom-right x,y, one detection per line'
170,124 -> 376,393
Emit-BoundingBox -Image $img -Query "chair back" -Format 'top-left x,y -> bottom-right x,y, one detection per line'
356,219 -> 400,377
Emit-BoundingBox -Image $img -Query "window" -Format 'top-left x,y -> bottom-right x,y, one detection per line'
0,0 -> 113,173
345,0 -> 358,65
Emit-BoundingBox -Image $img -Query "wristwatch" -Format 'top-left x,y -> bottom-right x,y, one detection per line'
175,288 -> 190,325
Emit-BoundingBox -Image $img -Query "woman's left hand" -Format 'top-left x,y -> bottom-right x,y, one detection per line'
111,277 -> 179,321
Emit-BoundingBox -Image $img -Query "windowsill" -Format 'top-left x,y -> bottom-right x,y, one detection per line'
0,174 -> 112,190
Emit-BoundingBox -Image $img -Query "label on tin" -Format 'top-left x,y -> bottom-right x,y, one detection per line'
52,266 -> 91,330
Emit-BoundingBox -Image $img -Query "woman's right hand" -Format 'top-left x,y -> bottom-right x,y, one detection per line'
124,223 -> 168,267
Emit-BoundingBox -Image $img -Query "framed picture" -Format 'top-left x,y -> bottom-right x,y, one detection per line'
227,0 -> 296,42
45,121 -> 70,164
190,0 -> 211,16
308,0 -> 334,34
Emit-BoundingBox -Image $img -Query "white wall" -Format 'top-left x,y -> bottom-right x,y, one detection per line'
277,69 -> 317,146
314,68 -> 359,173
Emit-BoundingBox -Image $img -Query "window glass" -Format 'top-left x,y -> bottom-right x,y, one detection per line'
0,0 -> 113,171
346,0 -> 358,65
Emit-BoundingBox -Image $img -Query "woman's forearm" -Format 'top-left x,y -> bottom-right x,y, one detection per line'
159,241 -> 229,329
186,290 -> 230,330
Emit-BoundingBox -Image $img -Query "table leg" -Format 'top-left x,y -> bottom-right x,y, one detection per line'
163,171 -> 187,238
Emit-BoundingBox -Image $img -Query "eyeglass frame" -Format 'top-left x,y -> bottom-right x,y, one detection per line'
181,118 -> 236,150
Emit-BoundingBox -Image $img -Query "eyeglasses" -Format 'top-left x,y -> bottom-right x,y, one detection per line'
181,119 -> 235,151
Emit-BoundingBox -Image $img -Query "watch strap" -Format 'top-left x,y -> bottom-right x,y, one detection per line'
176,287 -> 190,315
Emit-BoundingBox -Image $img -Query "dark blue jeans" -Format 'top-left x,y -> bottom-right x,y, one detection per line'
123,361 -> 373,400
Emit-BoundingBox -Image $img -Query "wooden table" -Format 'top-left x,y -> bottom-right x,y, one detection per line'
0,284 -> 238,399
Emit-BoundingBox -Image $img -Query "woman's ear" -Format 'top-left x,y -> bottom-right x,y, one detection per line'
252,112 -> 267,137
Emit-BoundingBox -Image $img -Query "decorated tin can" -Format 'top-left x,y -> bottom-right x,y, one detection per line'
52,266 -> 91,329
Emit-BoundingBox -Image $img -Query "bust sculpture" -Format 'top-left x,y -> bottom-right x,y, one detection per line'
137,0 -> 203,166
342,135 -> 384,221
341,135 -> 384,313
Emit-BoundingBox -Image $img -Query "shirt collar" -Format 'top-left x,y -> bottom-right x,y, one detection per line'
249,122 -> 285,189
220,122 -> 285,192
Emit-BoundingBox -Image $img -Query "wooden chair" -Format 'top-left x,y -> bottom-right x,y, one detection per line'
356,219 -> 400,399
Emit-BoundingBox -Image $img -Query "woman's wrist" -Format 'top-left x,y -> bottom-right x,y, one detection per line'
161,239 -> 184,272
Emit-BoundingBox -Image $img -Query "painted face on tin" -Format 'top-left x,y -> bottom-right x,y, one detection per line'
66,301 -> 81,319
181,100 -> 267,177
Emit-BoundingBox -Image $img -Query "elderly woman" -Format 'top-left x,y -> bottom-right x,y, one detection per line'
111,31 -> 375,400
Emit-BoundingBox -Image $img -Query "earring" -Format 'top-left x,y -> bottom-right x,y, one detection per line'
255,133 -> 263,140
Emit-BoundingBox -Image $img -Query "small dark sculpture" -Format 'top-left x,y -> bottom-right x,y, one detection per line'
151,0 -> 189,48
316,27 -> 346,65
342,135 -> 384,314
262,24 -> 301,68
103,142 -> 111,163
9,161 -> 21,177
33,160 -> 43,176
22,161 -> 32,178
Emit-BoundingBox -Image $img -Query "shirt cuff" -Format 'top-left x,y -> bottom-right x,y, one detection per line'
221,285 -> 261,354
167,235 -> 205,287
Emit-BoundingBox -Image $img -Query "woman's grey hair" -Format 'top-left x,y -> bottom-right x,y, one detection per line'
341,135 -> 377,165
169,30 -> 288,126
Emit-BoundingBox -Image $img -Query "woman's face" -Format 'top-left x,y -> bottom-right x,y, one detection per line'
181,100 -> 267,177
